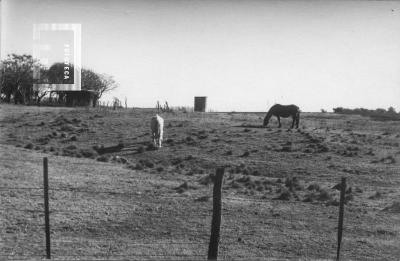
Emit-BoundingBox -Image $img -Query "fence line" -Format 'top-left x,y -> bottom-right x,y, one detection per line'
2,157 -> 348,260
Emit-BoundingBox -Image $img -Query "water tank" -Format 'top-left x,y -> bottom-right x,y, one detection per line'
194,96 -> 207,112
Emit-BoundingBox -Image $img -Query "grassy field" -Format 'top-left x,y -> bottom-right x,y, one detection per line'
1,104 -> 400,260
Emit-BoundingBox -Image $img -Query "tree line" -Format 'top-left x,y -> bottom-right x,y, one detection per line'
333,106 -> 400,121
0,53 -> 118,105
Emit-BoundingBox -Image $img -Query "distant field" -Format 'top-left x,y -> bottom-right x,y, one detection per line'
1,104 -> 400,260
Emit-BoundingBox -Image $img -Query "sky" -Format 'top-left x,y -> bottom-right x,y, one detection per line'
1,0 -> 400,112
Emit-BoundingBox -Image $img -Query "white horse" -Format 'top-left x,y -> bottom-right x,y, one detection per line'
150,114 -> 164,148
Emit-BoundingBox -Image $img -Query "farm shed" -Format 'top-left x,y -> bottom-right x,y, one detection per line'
194,96 -> 207,112
51,90 -> 98,107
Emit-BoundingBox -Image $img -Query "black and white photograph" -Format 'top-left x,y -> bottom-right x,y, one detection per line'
1,0 -> 400,260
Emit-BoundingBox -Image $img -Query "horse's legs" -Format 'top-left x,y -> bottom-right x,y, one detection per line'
277,116 -> 281,128
296,113 -> 300,128
291,116 -> 295,129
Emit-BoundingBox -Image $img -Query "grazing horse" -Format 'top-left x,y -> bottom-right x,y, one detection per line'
263,104 -> 300,129
150,114 -> 164,148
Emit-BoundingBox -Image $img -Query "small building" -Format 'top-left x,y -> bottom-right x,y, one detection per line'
51,90 -> 98,107
194,96 -> 207,112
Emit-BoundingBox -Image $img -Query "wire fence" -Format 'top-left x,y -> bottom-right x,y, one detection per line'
1,157 -> 348,260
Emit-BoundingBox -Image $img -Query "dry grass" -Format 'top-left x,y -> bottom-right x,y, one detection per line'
1,104 -> 400,260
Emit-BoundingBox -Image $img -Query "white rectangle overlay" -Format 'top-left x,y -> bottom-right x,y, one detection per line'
33,23 -> 81,91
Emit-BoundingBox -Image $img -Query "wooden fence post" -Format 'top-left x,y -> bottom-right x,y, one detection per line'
208,168 -> 224,260
43,157 -> 51,259
336,177 -> 346,261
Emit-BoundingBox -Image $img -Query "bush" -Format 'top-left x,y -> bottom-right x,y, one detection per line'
65,145 -> 77,150
80,148 -> 97,158
274,188 -> 291,200
24,143 -> 34,149
307,183 -> 320,191
96,155 -> 109,162
317,189 -> 332,201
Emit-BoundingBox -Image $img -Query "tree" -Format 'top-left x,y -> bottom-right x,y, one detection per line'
47,62 -> 74,84
81,68 -> 102,91
388,106 -> 396,114
333,107 -> 344,114
81,69 -> 118,99
0,54 -> 119,105
97,73 -> 119,99
0,54 -> 37,104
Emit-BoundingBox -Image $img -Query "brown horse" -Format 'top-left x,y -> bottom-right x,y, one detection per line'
263,104 -> 300,129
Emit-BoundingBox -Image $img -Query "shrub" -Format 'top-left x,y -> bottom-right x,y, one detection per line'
80,148 -> 97,158
65,145 -> 77,150
274,188 -> 291,200
24,143 -> 34,149
96,156 -> 109,162
134,163 -> 144,170
307,183 -> 320,191
198,174 -> 215,185
317,189 -> 332,201
139,159 -> 154,168
285,177 -> 302,191
146,143 -> 156,151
